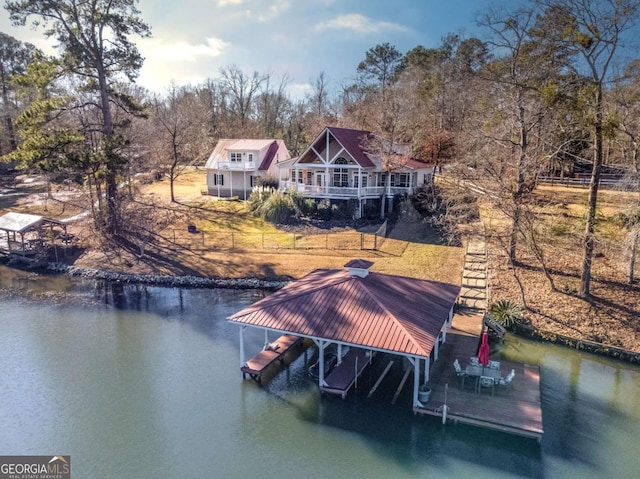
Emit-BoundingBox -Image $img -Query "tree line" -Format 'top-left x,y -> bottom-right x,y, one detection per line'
0,0 -> 639,296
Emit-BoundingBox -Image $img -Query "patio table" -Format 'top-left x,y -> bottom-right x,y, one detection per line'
466,364 -> 501,394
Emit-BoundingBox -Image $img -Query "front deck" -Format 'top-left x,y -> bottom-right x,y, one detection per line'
415,316 -> 544,441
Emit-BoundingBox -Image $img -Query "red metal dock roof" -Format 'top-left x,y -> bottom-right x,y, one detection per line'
228,268 -> 460,358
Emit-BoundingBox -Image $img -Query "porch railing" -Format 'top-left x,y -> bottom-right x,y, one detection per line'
217,161 -> 257,171
280,181 -> 414,198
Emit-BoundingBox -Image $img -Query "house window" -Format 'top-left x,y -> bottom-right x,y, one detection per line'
250,175 -> 258,187
334,157 -> 348,165
333,168 -> 348,187
354,175 -> 368,188
214,174 -> 224,185
230,152 -> 242,162
247,153 -> 254,162
297,171 -> 304,183
396,173 -> 411,187
306,171 -> 313,185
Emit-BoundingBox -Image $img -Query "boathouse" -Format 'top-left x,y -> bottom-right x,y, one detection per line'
227,260 -> 460,410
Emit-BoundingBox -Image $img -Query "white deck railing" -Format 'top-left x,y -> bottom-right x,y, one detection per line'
217,161 -> 257,171
280,182 -> 414,198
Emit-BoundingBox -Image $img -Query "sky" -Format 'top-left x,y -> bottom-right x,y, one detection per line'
0,0 -> 504,98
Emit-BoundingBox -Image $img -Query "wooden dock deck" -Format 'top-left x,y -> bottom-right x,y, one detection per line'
321,347 -> 372,398
416,315 -> 544,441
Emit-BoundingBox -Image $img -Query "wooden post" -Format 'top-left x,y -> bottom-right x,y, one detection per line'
423,357 -> 430,383
239,326 -> 246,369
413,356 -> 420,407
318,340 -> 326,387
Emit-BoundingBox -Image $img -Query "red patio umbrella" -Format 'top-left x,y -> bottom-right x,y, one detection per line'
478,332 -> 490,367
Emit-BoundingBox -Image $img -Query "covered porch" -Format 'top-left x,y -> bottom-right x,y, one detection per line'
279,168 -> 420,200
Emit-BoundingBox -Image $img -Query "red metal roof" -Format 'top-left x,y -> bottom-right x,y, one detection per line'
326,127 -> 375,168
227,268 -> 460,358
258,140 -> 279,171
405,158 -> 433,169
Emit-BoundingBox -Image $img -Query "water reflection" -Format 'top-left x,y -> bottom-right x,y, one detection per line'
0,273 -> 639,479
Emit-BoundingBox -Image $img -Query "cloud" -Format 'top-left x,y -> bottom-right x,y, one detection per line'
290,82 -> 312,99
140,37 -> 229,62
216,0 -> 245,6
314,13 -> 409,34
258,0 -> 290,22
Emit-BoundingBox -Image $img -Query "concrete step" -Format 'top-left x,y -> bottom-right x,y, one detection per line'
462,270 -> 487,279
464,255 -> 487,263
459,287 -> 487,300
467,243 -> 486,255
457,298 -> 487,310
462,277 -> 486,288
464,262 -> 487,271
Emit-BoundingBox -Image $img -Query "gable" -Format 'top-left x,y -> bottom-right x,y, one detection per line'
293,127 -> 375,168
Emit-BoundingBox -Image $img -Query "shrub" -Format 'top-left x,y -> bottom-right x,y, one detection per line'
262,191 -> 298,224
299,198 -> 317,217
256,175 -> 279,189
247,187 -> 300,224
362,201 -> 379,219
315,199 -> 333,221
247,186 -> 274,215
488,299 -> 524,328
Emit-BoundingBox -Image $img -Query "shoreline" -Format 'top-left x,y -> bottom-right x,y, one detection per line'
4,258 -> 640,365
45,262 -> 290,291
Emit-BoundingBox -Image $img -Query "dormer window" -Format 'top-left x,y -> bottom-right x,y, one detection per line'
335,157 -> 348,165
230,152 -> 242,162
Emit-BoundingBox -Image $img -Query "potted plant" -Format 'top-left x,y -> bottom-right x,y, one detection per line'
418,383 -> 432,403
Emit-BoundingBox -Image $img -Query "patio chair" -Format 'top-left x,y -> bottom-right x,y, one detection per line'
479,375 -> 496,395
489,360 -> 501,369
454,359 -> 470,391
496,369 -> 516,393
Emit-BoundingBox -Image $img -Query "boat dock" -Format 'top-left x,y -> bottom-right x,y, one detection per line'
415,314 -> 544,441
320,347 -> 372,398
241,334 -> 304,384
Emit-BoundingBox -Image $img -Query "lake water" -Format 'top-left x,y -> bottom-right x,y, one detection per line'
1,268 -> 639,478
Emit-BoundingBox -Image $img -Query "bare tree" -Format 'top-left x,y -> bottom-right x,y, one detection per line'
219,65 -> 265,134
152,85 -> 213,202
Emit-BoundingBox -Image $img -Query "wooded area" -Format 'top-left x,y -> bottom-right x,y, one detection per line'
0,0 -> 639,301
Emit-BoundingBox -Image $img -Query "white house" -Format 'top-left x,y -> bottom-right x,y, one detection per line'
278,126 -> 434,215
205,139 -> 291,199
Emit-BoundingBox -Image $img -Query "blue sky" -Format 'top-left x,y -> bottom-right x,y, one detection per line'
0,0 -> 505,97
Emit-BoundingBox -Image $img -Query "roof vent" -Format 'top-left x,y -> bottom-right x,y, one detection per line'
344,259 -> 374,278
